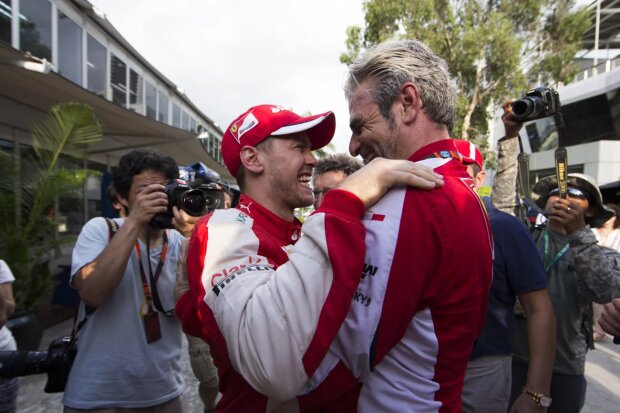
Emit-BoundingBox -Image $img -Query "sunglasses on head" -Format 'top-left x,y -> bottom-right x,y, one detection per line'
548,186 -> 590,200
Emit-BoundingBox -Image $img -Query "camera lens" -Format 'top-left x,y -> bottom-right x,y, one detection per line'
204,192 -> 222,211
181,190 -> 207,216
512,97 -> 544,121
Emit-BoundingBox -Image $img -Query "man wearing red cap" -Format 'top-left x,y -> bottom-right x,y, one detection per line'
452,139 -> 556,413
175,104 -> 444,412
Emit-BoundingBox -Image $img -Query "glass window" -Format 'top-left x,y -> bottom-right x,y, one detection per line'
561,93 -> 616,147
129,69 -> 143,113
145,81 -> 157,120
57,12 -> 82,85
0,0 -> 11,45
209,135 -> 217,158
172,103 -> 181,128
203,132 -> 211,152
189,116 -> 197,132
181,110 -> 188,130
87,35 -> 106,96
158,91 -> 169,123
525,89 -> 620,153
110,54 -> 127,106
19,0 -> 52,60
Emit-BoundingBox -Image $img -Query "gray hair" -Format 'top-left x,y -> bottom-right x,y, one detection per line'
344,39 -> 457,131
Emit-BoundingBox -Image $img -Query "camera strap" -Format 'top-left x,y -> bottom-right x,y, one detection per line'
555,147 -> 568,199
514,136 -> 544,223
135,230 -> 172,316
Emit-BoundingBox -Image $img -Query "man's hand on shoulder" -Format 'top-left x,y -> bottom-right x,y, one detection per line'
336,158 -> 444,209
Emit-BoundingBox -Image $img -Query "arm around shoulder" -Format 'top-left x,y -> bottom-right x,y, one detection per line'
201,192 -> 366,400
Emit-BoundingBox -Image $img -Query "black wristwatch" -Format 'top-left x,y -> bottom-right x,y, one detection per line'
523,387 -> 552,408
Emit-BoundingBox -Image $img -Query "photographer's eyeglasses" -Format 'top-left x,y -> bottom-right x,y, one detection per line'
312,188 -> 332,199
548,186 -> 590,201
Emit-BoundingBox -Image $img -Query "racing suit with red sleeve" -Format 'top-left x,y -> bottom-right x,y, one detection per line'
301,139 -> 494,412
177,139 -> 493,412
175,189 -> 366,412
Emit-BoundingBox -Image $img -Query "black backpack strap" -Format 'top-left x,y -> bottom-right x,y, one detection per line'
105,217 -> 119,240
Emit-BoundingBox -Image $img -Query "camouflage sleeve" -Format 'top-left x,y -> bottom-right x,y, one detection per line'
567,227 -> 620,303
490,137 -> 520,215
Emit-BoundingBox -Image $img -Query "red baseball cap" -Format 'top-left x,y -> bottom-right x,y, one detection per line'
221,104 -> 336,177
453,139 -> 483,169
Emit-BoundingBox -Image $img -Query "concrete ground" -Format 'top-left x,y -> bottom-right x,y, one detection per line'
12,319 -> 620,412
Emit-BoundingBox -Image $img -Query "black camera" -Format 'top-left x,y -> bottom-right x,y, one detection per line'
150,179 -> 222,229
511,86 -> 561,122
0,335 -> 76,393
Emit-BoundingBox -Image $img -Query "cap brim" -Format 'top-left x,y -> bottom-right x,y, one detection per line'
532,174 -> 615,227
271,111 -> 335,150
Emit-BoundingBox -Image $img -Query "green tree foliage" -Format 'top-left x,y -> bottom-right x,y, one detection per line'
0,103 -> 102,310
341,0 -> 590,163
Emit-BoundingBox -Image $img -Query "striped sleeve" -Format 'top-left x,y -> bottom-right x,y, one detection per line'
186,190 -> 365,400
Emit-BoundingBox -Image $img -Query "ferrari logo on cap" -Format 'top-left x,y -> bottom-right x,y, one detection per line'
229,113 -> 259,143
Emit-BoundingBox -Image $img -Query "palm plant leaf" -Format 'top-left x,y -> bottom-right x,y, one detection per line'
24,168 -> 99,237
1,103 -> 103,311
32,103 -> 102,171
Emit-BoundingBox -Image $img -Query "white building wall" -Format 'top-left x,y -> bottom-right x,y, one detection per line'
529,140 -> 620,185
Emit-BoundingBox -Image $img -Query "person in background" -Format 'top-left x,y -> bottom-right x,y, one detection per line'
592,203 -> 620,341
510,175 -> 620,412
311,153 -> 362,209
454,140 -> 555,413
64,149 -> 199,412
592,203 -> 620,251
494,102 -> 620,413
0,259 -> 18,413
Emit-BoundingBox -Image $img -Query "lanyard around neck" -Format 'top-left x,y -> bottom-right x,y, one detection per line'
543,230 -> 569,273
134,231 -> 169,313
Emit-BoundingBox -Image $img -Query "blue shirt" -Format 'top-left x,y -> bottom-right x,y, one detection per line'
470,197 -> 547,359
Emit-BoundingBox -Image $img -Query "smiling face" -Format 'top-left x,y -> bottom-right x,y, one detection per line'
348,81 -> 402,164
261,132 -> 318,212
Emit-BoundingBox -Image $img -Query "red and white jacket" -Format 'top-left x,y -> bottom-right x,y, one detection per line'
176,190 -> 366,412
177,139 -> 493,412
304,139 -> 494,412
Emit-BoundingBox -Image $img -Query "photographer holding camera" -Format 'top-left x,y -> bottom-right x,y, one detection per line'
492,101 -> 620,413
63,149 -> 199,412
